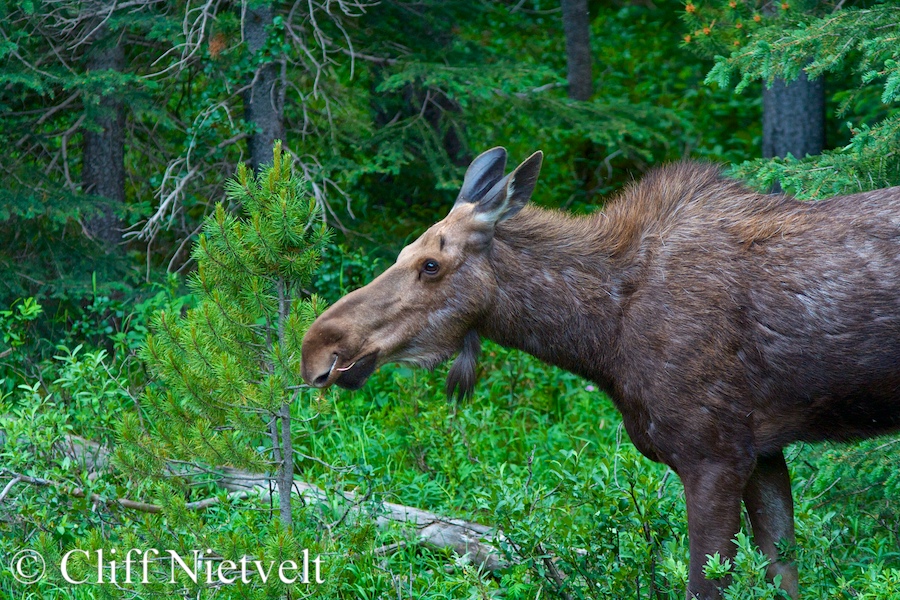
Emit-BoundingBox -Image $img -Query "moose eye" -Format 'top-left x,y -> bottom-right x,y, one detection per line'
422,259 -> 440,276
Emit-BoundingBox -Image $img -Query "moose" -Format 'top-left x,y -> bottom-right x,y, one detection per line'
301,147 -> 900,599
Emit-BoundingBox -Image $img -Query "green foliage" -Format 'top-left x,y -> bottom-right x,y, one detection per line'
1,146 -> 336,598
0,297 -> 44,386
689,1 -> 900,196
0,297 -> 42,348
359,0 -> 762,222
280,344 -> 900,598
64,273 -> 194,356
124,143 -> 329,473
1,0 -> 767,304
0,340 -> 139,599
681,0 -> 832,58
3,2 -> 900,599
3,315 -> 900,598
315,242 -> 387,305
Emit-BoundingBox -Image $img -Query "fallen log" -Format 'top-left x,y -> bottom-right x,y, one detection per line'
219,468 -> 510,572
0,433 -> 511,573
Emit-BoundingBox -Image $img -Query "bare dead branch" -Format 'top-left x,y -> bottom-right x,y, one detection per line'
220,469 -> 511,573
0,467 -> 252,513
149,0 -> 222,76
0,475 -> 23,504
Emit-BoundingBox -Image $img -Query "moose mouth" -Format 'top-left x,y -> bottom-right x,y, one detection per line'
332,352 -> 379,390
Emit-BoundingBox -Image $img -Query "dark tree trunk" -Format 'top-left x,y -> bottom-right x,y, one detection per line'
763,72 -> 825,160
561,0 -> 592,101
82,30 -> 125,247
243,3 -> 285,173
561,0 -> 597,201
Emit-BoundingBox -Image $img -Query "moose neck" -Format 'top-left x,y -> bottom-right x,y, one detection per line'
479,206 -> 629,387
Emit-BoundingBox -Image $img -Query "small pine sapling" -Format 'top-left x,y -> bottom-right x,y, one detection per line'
124,141 -> 330,528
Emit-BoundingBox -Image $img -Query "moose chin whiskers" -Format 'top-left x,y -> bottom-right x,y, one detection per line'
446,330 -> 481,402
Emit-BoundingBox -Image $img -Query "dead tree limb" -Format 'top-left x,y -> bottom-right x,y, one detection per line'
0,434 -> 511,573
219,469 -> 510,572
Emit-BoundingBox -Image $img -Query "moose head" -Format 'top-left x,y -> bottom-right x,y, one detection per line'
300,147 -> 542,399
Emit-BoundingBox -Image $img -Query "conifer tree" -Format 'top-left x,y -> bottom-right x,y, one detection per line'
683,1 -> 900,196
125,142 -> 329,528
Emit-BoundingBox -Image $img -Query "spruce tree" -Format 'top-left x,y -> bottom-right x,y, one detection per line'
124,142 -> 329,529
683,1 -> 900,196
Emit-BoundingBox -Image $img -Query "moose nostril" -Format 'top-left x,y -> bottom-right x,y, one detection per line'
310,354 -> 339,387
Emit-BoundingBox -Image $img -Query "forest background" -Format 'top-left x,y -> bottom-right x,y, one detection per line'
1,0 -> 899,598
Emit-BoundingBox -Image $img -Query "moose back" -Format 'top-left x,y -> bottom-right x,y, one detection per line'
301,148 -> 900,599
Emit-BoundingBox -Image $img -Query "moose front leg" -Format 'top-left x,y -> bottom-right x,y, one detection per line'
681,460 -> 753,600
742,451 -> 799,598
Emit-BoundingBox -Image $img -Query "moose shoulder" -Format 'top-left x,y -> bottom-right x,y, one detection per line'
301,147 -> 900,599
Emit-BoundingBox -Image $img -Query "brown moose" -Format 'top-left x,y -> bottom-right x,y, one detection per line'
301,147 -> 900,599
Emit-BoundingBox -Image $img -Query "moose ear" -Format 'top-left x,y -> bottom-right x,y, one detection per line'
474,150 -> 543,224
453,147 -> 508,208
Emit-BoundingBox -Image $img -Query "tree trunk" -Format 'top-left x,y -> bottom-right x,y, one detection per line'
561,0 -> 597,202
82,29 -> 125,247
278,402 -> 293,528
561,0 -> 592,101
243,3 -> 285,173
275,280 -> 293,528
763,71 -> 825,160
